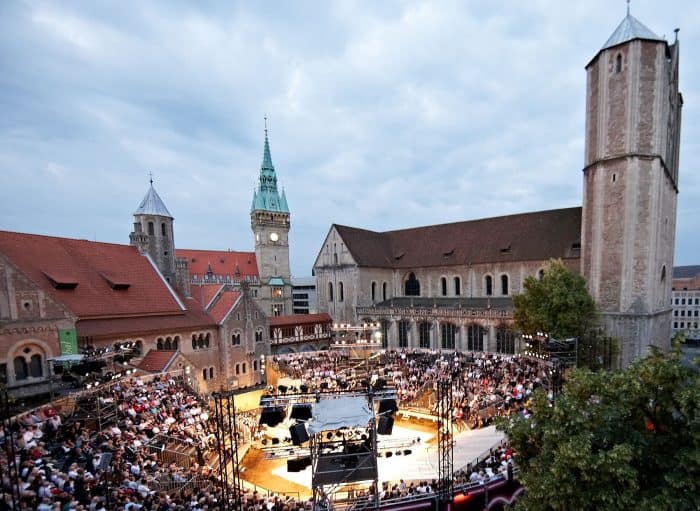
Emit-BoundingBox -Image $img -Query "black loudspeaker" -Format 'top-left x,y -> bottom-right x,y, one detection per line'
287,459 -> 302,472
289,423 -> 309,446
259,407 -> 286,426
290,403 -> 313,421
299,384 -> 309,393
278,385 -> 288,394
378,399 -> 398,416
299,455 -> 311,469
378,416 -> 394,435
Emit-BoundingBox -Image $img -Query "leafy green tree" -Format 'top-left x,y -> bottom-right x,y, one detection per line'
497,344 -> 700,511
513,259 -> 596,339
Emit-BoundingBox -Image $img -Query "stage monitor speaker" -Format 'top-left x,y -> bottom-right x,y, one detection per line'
290,403 -> 313,421
287,459 -> 302,472
278,385 -> 288,394
378,416 -> 394,435
378,399 -> 398,416
299,384 -> 309,393
289,423 -> 309,445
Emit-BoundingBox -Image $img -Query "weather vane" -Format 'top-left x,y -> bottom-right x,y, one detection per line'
148,171 -> 154,185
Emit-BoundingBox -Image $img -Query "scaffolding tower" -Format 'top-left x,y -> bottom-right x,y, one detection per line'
436,378 -> 454,508
213,390 -> 243,511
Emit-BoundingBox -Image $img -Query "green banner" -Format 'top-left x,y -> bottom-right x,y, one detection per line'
58,328 -> 78,355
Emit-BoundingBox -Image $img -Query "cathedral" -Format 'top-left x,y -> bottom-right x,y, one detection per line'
313,11 -> 683,368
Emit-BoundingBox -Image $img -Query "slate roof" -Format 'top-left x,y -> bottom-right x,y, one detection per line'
269,313 -> 333,327
0,230 -> 185,318
673,266 -> 700,280
134,185 -> 173,218
602,13 -> 664,50
138,349 -> 177,372
176,249 -> 259,280
332,207 -> 582,269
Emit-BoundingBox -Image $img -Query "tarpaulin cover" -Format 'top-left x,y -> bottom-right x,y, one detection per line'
307,396 -> 373,434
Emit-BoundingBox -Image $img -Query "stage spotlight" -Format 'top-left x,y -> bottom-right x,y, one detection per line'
403,449 -> 412,456
385,452 -> 393,458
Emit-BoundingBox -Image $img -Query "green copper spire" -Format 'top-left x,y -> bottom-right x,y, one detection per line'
251,123 -> 289,214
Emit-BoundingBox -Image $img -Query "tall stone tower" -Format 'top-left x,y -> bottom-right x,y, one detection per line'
130,179 -> 177,285
250,128 -> 292,316
581,9 -> 682,367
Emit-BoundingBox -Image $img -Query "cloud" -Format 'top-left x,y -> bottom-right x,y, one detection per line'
1,0 -> 699,273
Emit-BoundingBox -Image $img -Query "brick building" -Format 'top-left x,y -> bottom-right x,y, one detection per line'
671,266 -> 700,341
313,11 -> 683,367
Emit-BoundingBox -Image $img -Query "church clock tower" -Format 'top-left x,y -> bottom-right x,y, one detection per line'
581,8 -> 682,367
250,126 -> 292,316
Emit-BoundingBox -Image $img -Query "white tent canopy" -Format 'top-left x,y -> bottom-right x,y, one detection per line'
307,396 -> 373,434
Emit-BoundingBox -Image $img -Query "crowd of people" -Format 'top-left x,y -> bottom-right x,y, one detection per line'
0,348 -> 548,510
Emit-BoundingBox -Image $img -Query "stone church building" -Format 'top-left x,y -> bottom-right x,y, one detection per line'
313,12 -> 683,368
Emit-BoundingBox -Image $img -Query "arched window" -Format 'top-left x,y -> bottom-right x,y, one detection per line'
253,360 -> 258,371
148,222 -> 155,235
205,333 -> 210,348
661,265 -> 666,283
235,364 -> 240,375
496,327 -> 516,354
333,253 -> 338,265
192,335 -> 197,350
454,277 -> 461,296
441,277 -> 447,296
197,334 -> 204,349
209,367 -> 214,379
615,53 -> 622,73
173,336 -> 179,350
232,333 -> 241,346
371,282 -> 376,302
164,337 -> 172,350
14,357 -> 28,381
339,282 -> 344,302
203,368 -> 207,380
29,354 -> 43,377
242,363 -> 246,374
157,338 -> 163,350
161,223 -> 167,236
501,275 -> 509,295
405,273 -> 420,296
328,282 -> 334,302
441,323 -> 456,349
485,276 -> 493,296
419,322 -> 431,348
382,282 -> 387,301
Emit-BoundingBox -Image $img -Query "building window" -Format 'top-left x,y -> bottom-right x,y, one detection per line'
333,253 -> 338,265
203,369 -> 208,380
695,311 -> 698,317
501,275 -> 509,295
674,310 -> 679,317
235,364 -> 240,375
405,273 -> 420,296
232,333 -> 241,346
256,331 -> 264,343
454,277 -> 461,296
164,337 -> 172,350
157,338 -> 164,350
396,321 -> 409,348
674,322 -> 678,329
382,282 -> 387,301
681,310 -> 686,317
13,357 -> 28,381
209,367 -> 214,379
371,282 -> 376,302
253,360 -> 258,371
615,53 -> 622,73
328,282 -> 334,302
242,363 -> 246,374
339,282 -> 344,302
419,322 -> 431,349
205,333 -> 210,348
192,335 -> 197,350
441,323 -> 456,350
496,327 -> 516,354
538,269 -> 545,280
682,299 -> 686,305
485,276 -> 493,296
161,223 -> 167,236
272,287 -> 283,298
148,221 -> 154,235
441,277 -> 448,297
467,324 -> 484,351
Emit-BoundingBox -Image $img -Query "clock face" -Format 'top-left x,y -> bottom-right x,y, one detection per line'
269,232 -> 279,242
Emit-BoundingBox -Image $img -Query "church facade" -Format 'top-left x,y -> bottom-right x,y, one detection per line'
313,12 -> 682,368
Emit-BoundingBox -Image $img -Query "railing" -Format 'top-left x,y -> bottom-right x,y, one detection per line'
357,306 -> 512,320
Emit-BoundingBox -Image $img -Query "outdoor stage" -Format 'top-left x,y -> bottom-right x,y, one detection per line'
240,420 -> 505,498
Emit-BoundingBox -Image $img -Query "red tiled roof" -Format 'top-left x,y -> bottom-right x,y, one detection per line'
209,290 -> 242,324
138,349 -> 177,372
176,249 -> 258,280
269,313 -> 332,327
0,231 -> 184,318
191,284 -> 224,308
333,207 -> 582,268
76,298 -> 215,338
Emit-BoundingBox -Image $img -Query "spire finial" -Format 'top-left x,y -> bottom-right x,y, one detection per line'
626,0 -> 630,16
148,171 -> 154,186
264,114 -> 268,137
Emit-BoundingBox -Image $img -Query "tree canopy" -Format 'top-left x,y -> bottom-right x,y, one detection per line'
497,344 -> 700,511
513,259 -> 596,339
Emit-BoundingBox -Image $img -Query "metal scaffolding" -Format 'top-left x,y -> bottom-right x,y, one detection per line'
213,390 -> 243,511
0,389 -> 20,510
436,378 -> 454,507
